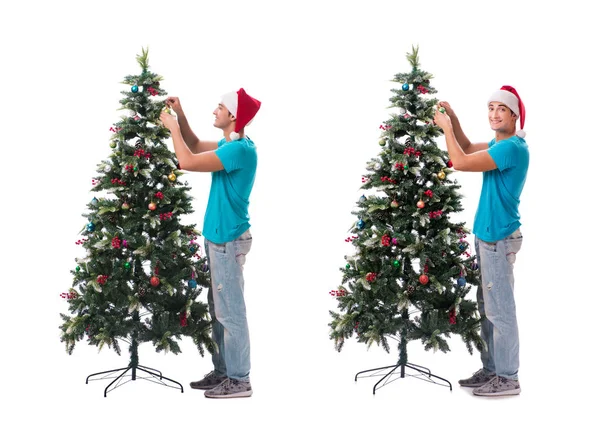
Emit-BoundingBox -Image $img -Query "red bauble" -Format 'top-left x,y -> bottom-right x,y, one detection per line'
447,160 -> 453,168
150,276 -> 160,287
148,202 -> 157,211
417,200 -> 425,209
419,274 -> 429,285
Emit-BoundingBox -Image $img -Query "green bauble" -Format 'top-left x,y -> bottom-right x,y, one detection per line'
393,260 -> 400,267
75,266 -> 80,272
345,263 -> 351,269
124,262 -> 131,270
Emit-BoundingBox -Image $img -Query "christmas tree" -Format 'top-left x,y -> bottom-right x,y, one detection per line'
329,46 -> 483,388
59,48 -> 213,393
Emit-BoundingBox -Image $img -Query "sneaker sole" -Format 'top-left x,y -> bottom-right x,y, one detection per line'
459,381 -> 493,388
473,388 -> 521,397
190,384 -> 219,390
205,390 -> 253,399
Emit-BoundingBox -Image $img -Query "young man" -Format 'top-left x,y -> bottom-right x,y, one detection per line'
159,88 -> 261,398
433,86 -> 529,397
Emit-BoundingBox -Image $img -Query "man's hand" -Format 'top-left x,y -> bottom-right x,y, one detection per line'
165,97 -> 184,117
433,106 -> 452,132
438,101 -> 456,118
160,111 -> 179,132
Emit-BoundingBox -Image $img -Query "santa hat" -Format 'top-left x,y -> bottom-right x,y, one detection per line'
221,88 -> 261,141
488,85 -> 526,138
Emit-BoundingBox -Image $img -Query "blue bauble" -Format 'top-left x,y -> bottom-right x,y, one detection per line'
459,242 -> 467,251
188,279 -> 198,289
458,277 -> 466,287
86,222 -> 95,232
91,197 -> 98,206
131,85 -> 139,93
402,83 -> 409,91
359,195 -> 367,203
189,245 -> 198,253
357,219 -> 365,229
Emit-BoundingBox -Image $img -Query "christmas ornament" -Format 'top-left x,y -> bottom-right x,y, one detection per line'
447,160 -> 453,168
393,260 -> 400,267
437,171 -> 446,180
188,279 -> 197,289
179,312 -> 188,327
379,139 -> 386,146
424,190 -> 433,198
168,173 -> 177,182
381,234 -> 391,246
402,83 -> 409,91
155,191 -> 164,200
131,85 -> 139,93
417,200 -> 425,209
449,308 -> 457,325
457,277 -> 466,286
122,202 -> 130,210
75,266 -> 80,272
124,262 -> 131,270
148,202 -> 157,211
458,242 -> 467,251
357,219 -> 365,229
374,163 -> 381,170
91,197 -> 98,206
110,142 -> 117,149
97,275 -> 108,285
390,200 -> 399,208
86,222 -> 95,232
111,236 -> 121,249
345,263 -> 351,269
359,195 -> 367,203
366,272 -> 377,282
392,237 -> 398,245
122,239 -> 128,248
419,274 -> 429,285
150,276 -> 160,287
438,106 -> 446,114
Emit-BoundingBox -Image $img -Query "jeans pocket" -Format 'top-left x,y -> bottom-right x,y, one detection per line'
234,238 -> 252,267
503,228 -> 523,265
479,239 -> 497,253
210,241 -> 226,255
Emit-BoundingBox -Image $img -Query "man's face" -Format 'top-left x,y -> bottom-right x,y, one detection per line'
488,102 -> 517,133
213,103 -> 235,130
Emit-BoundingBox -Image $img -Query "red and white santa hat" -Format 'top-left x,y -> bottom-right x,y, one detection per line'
221,88 -> 261,141
488,85 -> 526,138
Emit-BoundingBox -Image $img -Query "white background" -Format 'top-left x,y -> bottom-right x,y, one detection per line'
1,0 -> 598,429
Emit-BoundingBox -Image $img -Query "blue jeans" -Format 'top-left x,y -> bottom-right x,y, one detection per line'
205,230 -> 252,382
475,228 -> 523,380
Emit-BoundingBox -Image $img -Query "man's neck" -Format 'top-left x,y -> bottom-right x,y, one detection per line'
495,130 -> 515,142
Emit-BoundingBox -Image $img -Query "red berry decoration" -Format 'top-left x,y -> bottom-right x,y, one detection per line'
150,276 -> 160,287
449,308 -> 457,325
381,234 -> 391,246
97,275 -> 108,285
419,274 -> 429,285
111,236 -> 121,249
366,272 -> 377,282
417,200 -> 425,209
155,191 -> 164,200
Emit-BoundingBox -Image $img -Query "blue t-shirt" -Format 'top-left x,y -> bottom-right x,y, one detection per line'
473,135 -> 529,242
203,137 -> 257,244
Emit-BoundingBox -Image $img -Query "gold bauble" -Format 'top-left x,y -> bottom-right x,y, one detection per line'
168,173 -> 177,182
437,171 -> 446,180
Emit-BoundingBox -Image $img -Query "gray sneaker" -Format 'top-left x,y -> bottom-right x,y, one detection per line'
473,376 -> 521,396
458,368 -> 496,387
190,371 -> 227,390
204,378 -> 253,398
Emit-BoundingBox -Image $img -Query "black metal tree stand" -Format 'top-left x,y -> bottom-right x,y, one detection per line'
85,316 -> 184,397
354,310 -> 452,394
